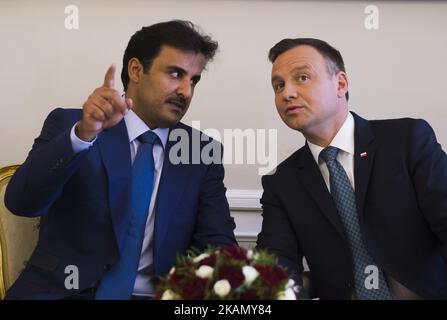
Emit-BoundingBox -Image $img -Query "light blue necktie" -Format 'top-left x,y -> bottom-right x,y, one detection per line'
319,146 -> 392,300
95,131 -> 158,300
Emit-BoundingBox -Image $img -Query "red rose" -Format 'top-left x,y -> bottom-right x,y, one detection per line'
240,289 -> 258,300
181,277 -> 208,299
256,265 -> 288,287
218,265 -> 244,288
169,271 -> 183,287
198,255 -> 216,267
221,245 -> 249,262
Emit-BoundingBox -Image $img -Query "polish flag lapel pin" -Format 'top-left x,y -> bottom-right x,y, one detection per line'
360,152 -> 368,158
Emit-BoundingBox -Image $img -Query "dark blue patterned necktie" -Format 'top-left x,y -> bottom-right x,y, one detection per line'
319,146 -> 392,300
95,131 -> 158,299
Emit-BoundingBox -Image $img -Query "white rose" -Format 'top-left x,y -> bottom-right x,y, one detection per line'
161,289 -> 179,300
285,279 -> 296,289
242,266 -> 259,286
277,279 -> 298,300
214,279 -> 231,298
246,249 -> 254,260
277,287 -> 297,300
193,253 -> 210,263
169,267 -> 176,275
195,265 -> 214,279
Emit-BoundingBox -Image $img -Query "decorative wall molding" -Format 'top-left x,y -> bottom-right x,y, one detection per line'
226,189 -> 263,244
226,189 -> 262,211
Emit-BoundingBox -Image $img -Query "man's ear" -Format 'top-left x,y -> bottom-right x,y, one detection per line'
336,71 -> 349,99
127,58 -> 144,85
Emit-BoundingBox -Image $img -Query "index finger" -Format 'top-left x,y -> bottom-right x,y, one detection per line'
103,64 -> 116,88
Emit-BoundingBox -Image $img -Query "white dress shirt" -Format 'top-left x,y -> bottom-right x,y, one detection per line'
307,112 -> 355,191
70,110 -> 169,297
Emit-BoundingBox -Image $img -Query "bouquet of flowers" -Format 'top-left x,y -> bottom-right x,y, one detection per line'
156,245 -> 297,300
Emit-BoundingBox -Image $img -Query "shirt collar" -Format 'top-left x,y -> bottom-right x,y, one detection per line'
307,111 -> 355,164
124,109 -> 169,149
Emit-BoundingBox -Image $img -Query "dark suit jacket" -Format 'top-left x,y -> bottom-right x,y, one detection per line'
5,108 -> 236,299
257,112 -> 447,299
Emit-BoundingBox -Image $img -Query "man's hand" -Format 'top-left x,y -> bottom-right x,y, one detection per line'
75,64 -> 133,142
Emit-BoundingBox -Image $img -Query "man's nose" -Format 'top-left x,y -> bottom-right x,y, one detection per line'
177,79 -> 193,99
282,83 -> 298,101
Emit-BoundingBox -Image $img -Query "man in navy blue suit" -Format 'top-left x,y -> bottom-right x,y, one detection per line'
257,38 -> 447,299
5,20 -> 236,299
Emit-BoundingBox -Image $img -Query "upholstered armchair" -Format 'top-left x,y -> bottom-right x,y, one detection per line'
0,165 -> 40,299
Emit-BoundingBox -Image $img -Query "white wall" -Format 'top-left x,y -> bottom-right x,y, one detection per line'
1,0 -> 446,198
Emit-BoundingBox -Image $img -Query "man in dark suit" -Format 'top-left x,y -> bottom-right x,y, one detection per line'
5,20 -> 236,299
257,38 -> 447,300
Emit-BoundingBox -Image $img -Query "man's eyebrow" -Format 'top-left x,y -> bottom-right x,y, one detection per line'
290,65 -> 312,73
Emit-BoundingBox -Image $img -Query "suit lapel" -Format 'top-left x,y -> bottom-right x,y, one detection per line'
352,112 -> 376,220
97,120 -> 132,253
296,145 -> 347,240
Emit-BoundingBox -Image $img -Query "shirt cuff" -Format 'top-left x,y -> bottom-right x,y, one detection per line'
70,123 -> 97,153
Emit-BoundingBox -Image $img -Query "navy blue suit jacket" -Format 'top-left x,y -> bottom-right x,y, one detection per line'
257,112 -> 447,299
5,108 -> 236,299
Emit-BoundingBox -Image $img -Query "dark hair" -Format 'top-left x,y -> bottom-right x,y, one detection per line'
268,38 -> 349,100
121,20 -> 218,91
